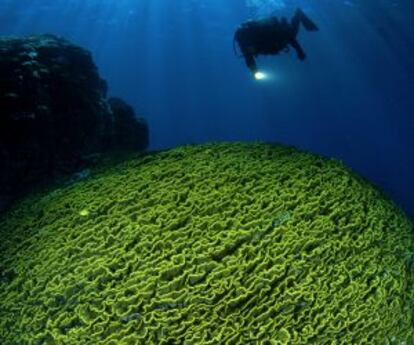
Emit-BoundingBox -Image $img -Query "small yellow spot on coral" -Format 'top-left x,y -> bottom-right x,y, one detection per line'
79,209 -> 89,217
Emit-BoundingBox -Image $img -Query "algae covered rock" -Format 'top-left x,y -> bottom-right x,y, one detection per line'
0,34 -> 148,212
0,142 -> 413,344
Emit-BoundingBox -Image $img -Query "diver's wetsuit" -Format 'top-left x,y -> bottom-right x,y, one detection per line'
234,9 -> 318,74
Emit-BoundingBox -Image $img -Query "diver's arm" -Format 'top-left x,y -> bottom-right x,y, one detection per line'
290,38 -> 306,60
244,54 -> 258,73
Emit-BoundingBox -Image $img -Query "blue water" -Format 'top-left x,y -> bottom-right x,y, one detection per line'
1,0 -> 413,217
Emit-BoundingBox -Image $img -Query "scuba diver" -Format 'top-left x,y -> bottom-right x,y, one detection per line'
234,8 -> 319,77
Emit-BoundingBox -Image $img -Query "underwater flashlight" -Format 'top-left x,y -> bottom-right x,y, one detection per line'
254,71 -> 267,80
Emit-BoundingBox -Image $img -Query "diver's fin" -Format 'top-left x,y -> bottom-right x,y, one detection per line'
296,8 -> 319,31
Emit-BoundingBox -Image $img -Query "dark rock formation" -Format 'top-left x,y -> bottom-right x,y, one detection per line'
108,97 -> 149,151
0,34 -> 149,212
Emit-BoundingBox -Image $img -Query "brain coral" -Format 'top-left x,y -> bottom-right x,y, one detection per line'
0,142 -> 413,345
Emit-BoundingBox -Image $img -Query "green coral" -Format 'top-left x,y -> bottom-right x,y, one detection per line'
0,142 -> 413,344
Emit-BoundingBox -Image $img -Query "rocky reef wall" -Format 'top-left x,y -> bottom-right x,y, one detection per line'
0,34 -> 148,211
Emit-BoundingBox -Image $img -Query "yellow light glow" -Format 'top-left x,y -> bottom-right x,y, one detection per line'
254,71 -> 266,80
79,209 -> 90,217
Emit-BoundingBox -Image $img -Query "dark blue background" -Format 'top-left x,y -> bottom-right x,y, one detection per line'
1,0 -> 413,218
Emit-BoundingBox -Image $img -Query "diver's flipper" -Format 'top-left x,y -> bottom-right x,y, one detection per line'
290,38 -> 306,61
296,8 -> 319,31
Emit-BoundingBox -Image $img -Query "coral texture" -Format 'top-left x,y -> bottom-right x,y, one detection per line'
0,142 -> 413,344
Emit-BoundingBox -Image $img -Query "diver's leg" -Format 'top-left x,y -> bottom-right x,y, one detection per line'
290,12 -> 301,37
294,8 -> 319,32
290,38 -> 306,60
